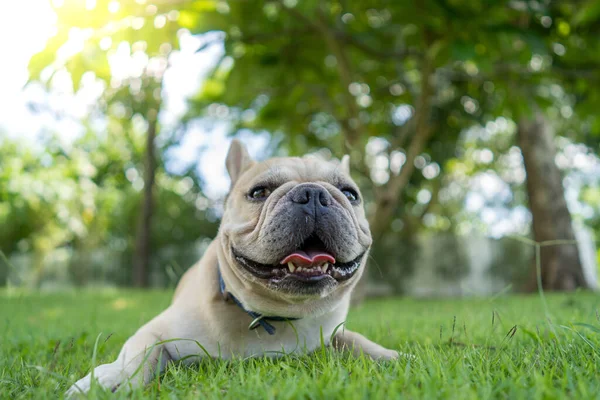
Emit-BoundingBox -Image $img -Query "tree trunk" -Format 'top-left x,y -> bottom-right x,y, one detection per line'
0,251 -> 8,287
352,53 -> 435,304
133,108 -> 158,288
517,113 -> 587,291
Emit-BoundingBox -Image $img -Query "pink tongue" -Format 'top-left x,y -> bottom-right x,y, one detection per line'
280,250 -> 336,266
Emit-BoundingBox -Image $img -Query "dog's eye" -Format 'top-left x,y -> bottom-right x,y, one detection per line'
341,188 -> 359,203
248,186 -> 271,200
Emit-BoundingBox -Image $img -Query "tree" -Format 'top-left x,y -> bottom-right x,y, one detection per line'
133,102 -> 160,287
183,0 -> 599,295
518,114 -> 587,290
16,0 -> 600,293
28,0 -> 181,286
503,1 -> 600,291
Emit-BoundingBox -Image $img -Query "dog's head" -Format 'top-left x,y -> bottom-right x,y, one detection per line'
217,140 -> 371,316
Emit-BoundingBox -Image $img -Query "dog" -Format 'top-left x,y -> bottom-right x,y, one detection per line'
66,140 -> 398,396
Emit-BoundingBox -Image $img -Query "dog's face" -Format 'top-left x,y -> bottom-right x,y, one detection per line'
218,141 -> 372,310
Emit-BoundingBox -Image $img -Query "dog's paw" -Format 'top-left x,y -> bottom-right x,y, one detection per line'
398,351 -> 418,361
65,375 -> 93,398
371,349 -> 417,361
65,363 -> 135,398
374,348 -> 401,361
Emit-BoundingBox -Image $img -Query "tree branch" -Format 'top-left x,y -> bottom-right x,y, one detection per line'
313,9 -> 364,150
332,30 -> 422,60
441,63 -> 600,83
369,49 -> 436,237
194,37 -> 225,53
239,28 -> 313,44
274,1 -> 365,150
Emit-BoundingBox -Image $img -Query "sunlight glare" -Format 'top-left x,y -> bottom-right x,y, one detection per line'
108,0 -> 120,13
85,0 -> 96,11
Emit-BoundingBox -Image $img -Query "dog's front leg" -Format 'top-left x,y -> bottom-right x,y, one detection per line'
66,315 -> 172,397
332,329 -> 399,360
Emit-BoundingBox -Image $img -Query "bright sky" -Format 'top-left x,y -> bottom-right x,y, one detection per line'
0,0 -> 268,198
0,1 -> 56,139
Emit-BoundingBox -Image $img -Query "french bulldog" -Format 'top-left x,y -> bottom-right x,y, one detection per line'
66,140 -> 398,396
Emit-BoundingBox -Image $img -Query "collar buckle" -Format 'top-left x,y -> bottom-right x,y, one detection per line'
218,263 -> 299,335
248,315 -> 266,330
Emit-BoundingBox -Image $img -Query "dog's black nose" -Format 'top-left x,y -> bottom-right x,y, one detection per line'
290,184 -> 332,215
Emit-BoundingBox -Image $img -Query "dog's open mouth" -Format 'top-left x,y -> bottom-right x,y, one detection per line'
232,235 -> 363,282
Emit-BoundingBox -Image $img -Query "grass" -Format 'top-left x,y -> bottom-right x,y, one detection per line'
1,289 -> 599,399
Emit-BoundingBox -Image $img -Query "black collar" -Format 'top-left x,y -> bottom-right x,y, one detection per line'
217,264 -> 299,335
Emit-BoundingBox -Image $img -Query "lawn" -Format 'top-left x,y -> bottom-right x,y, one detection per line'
1,289 -> 599,399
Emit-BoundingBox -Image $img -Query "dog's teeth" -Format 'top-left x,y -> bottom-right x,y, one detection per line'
288,262 -> 296,273
333,269 -> 341,279
322,263 -> 329,272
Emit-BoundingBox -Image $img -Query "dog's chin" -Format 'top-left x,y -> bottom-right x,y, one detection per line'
231,248 -> 364,295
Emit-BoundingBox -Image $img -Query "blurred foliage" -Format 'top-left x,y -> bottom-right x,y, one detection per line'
1,0 -> 599,290
180,0 -> 600,286
0,128 -> 218,286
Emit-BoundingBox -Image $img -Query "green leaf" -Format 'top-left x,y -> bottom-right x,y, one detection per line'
573,1 -> 600,26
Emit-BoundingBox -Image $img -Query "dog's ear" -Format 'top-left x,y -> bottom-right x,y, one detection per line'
340,154 -> 350,175
226,139 -> 255,186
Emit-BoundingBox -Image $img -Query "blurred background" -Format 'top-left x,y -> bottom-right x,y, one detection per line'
1,0 -> 599,299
